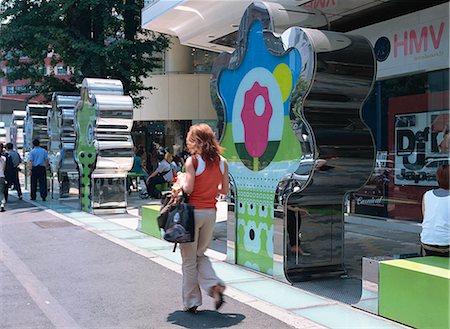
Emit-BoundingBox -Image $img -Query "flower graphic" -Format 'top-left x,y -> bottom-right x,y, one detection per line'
243,220 -> 262,253
213,14 -> 304,275
241,82 -> 273,162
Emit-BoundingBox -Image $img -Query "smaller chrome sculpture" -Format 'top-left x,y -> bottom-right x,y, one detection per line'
74,78 -> 134,214
24,104 -> 51,152
23,104 -> 51,189
48,93 -> 80,198
10,110 -> 26,154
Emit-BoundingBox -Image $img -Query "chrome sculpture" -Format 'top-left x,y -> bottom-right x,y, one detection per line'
23,104 -> 51,189
0,122 -> 6,145
211,1 -> 376,282
48,93 -> 80,198
74,78 -> 134,214
10,110 -> 26,153
24,104 -> 51,152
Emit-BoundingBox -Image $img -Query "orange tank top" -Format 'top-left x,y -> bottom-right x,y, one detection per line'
189,155 -> 225,209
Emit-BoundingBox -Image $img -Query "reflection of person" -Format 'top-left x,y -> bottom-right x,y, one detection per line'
5,143 -> 22,200
287,204 -> 310,255
178,123 -> 229,313
420,164 -> 449,257
28,139 -> 48,201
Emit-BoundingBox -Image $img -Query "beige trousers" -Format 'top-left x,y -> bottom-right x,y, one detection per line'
0,177 -> 5,208
179,208 -> 225,308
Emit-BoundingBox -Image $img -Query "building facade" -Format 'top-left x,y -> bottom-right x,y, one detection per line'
141,0 -> 449,225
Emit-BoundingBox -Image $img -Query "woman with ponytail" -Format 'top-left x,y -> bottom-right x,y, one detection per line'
178,123 -> 229,313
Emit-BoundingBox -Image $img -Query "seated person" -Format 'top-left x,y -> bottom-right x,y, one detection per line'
129,149 -> 149,193
421,164 -> 450,257
145,152 -> 173,198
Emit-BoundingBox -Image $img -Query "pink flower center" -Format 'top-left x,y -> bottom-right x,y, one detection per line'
241,82 -> 273,158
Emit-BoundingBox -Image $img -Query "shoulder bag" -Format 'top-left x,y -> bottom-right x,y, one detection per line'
163,191 -> 195,251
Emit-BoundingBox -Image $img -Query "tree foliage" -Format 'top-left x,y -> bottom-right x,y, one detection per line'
0,0 -> 170,106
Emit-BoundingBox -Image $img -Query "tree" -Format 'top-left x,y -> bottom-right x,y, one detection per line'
0,0 -> 169,106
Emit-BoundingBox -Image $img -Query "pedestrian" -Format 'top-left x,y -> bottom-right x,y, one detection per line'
144,152 -> 172,199
5,142 -> 22,200
0,144 -> 6,212
172,154 -> 183,173
128,148 -> 149,194
177,123 -> 229,313
28,139 -> 48,201
420,164 -> 450,257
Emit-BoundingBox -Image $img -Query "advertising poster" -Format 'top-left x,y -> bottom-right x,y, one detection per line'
386,91 -> 448,221
394,110 -> 449,186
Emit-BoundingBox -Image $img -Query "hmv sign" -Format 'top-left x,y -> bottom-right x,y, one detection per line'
352,3 -> 449,79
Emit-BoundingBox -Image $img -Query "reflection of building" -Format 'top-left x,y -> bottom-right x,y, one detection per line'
141,0 -> 449,225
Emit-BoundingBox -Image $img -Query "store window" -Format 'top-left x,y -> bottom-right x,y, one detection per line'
352,68 -> 449,222
193,49 -> 218,74
6,86 -> 15,94
56,66 -> 67,75
131,120 -> 192,172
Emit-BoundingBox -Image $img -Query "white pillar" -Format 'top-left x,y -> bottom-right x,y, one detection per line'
165,36 -> 193,73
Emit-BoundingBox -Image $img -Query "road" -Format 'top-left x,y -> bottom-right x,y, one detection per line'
1,198 -> 295,329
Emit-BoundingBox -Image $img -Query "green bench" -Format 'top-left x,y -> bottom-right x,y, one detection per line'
155,181 -> 169,193
141,205 -> 162,238
379,256 -> 450,329
127,173 -> 145,192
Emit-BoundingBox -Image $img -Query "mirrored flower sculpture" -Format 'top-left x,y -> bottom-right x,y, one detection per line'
211,1 -> 376,281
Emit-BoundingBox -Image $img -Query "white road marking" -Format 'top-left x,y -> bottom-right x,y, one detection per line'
0,238 -> 82,329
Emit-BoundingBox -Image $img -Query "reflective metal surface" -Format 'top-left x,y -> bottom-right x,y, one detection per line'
278,27 -> 376,281
91,177 -> 127,212
74,78 -> 134,214
49,93 -> 80,198
10,110 -> 26,153
24,104 -> 51,151
212,1 -> 376,282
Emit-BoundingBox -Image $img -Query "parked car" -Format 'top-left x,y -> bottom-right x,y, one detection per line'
396,157 -> 449,184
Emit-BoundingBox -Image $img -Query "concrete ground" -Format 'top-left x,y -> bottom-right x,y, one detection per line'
0,190 -> 413,328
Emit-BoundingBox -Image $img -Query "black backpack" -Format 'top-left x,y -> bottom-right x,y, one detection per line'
4,153 -> 15,186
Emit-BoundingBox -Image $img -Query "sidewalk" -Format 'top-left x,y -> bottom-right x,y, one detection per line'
7,192 -> 408,329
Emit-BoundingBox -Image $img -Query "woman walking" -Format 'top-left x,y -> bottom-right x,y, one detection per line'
179,124 -> 229,313
0,144 -> 7,212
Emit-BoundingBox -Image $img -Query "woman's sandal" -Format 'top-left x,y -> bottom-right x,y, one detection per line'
213,285 -> 225,310
184,306 -> 198,314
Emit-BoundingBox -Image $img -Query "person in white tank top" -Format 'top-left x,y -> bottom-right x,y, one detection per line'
421,164 -> 450,257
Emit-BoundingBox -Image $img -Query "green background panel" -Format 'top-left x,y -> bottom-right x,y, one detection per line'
379,257 -> 450,329
141,205 -> 162,239
74,91 -> 97,212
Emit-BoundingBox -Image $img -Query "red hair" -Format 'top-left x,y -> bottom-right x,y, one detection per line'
186,124 -> 223,165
